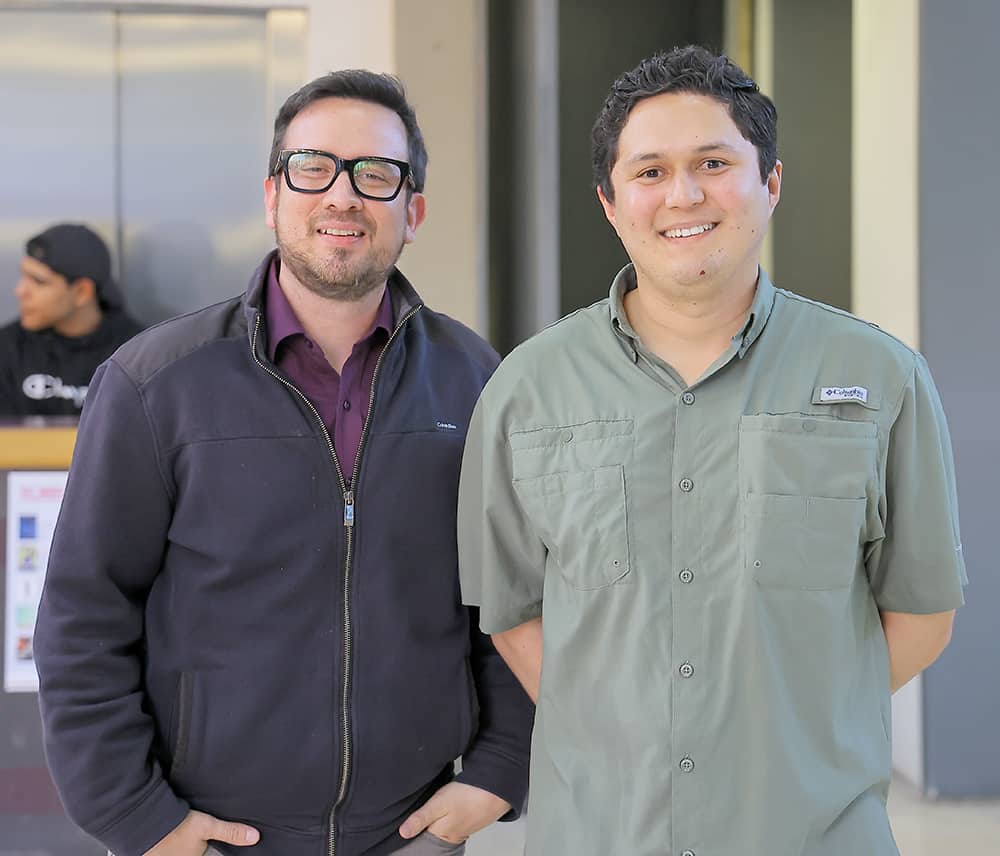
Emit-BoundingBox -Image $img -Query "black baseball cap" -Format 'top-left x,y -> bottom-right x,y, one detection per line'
25,223 -> 124,311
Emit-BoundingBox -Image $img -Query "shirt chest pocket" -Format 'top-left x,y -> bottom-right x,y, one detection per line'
510,419 -> 633,591
739,414 -> 878,590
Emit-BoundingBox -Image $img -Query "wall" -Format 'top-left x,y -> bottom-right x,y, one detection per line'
770,0 -> 851,309
917,0 -> 1000,798
852,0 -> 919,346
556,0 -> 724,318
394,0 -> 488,334
853,0 -> 924,789
48,0 -> 396,77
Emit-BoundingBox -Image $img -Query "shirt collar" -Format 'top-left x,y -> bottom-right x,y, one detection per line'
608,263 -> 777,360
264,257 -> 394,362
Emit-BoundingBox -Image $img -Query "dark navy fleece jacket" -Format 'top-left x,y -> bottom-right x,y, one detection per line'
34,253 -> 533,856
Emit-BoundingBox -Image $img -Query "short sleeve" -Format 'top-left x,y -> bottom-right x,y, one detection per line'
867,354 -> 967,613
458,391 -> 547,634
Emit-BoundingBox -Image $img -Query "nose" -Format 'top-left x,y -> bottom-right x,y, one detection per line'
14,276 -> 29,300
663,170 -> 705,207
323,169 -> 363,210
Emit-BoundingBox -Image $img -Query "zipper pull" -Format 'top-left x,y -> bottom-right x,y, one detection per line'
343,490 -> 355,527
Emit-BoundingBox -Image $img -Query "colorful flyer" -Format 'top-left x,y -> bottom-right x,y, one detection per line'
4,471 -> 68,693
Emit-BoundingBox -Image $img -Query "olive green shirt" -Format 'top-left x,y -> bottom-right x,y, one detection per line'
458,267 -> 966,856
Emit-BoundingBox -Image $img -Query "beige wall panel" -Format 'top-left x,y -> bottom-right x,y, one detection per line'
394,0 -> 487,334
853,0 -> 922,789
852,0 -> 919,347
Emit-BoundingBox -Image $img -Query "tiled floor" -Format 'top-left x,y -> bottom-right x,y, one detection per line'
466,776 -> 1000,855
888,777 -> 1000,855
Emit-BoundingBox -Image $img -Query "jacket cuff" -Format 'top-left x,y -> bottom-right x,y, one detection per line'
98,780 -> 189,856
454,754 -> 529,821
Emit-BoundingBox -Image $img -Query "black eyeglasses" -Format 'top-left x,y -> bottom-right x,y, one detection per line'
273,149 -> 414,201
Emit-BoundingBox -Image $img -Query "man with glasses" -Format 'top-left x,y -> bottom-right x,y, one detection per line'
35,71 -> 532,856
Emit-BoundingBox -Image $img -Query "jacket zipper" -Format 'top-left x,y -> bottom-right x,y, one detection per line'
249,305 -> 421,856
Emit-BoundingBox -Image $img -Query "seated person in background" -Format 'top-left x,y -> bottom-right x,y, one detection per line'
0,222 -> 143,416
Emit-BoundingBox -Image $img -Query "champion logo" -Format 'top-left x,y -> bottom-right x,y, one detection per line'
22,374 -> 88,407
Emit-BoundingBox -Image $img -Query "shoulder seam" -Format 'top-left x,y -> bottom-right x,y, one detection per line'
777,289 -> 921,356
103,361 -> 177,511
529,298 -> 610,338
114,298 -> 245,387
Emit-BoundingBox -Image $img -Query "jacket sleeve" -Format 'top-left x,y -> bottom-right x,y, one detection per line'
33,358 -> 189,856
453,605 -> 534,819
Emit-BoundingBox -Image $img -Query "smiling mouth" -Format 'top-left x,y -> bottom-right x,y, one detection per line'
318,227 -> 364,238
661,222 -> 717,239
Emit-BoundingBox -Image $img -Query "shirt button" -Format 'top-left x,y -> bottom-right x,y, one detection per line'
681,851 -> 696,856
681,391 -> 696,405
679,662 -> 695,678
679,756 -> 695,773
679,477 -> 694,492
678,568 -> 694,584
561,429 -> 573,443
343,400 -> 351,411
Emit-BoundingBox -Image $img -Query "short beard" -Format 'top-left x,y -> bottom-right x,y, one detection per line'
274,213 -> 405,303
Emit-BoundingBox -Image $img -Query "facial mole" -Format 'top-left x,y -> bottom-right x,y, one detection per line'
699,270 -> 706,276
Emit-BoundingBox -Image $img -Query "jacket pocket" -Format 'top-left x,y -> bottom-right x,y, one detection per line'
461,657 -> 480,751
166,666 -> 335,815
513,464 -> 630,590
743,492 -> 867,590
168,671 -> 194,778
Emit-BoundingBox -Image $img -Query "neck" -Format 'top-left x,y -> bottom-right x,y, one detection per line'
624,263 -> 759,384
54,304 -> 103,338
277,271 -> 387,374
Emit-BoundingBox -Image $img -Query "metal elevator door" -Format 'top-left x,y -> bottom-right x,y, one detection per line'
0,9 -> 305,854
0,7 -> 306,328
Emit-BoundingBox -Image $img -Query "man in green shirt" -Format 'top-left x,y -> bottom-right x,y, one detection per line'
458,45 -> 965,856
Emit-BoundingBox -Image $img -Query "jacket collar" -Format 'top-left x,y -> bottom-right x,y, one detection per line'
243,250 -> 425,354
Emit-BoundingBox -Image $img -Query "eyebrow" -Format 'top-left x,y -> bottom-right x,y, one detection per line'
624,142 -> 740,165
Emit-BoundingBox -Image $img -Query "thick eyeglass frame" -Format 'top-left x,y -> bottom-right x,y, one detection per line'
273,148 -> 415,201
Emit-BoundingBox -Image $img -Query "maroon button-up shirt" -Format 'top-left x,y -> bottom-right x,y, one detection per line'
265,260 -> 393,483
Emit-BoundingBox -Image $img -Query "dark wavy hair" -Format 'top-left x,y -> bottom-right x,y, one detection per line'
592,45 -> 777,201
269,70 -> 428,192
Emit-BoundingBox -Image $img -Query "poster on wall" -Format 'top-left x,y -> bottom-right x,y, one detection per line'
4,471 -> 68,693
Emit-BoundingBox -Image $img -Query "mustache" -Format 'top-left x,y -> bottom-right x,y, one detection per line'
310,213 -> 374,231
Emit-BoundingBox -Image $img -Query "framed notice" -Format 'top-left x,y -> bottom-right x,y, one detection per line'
5,471 -> 68,692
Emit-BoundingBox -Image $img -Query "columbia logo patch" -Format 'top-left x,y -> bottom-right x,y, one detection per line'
818,386 -> 868,404
436,421 -> 458,431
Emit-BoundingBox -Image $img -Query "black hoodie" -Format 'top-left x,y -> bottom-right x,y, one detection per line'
0,311 -> 143,416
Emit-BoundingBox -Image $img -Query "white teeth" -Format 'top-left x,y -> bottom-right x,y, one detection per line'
663,223 -> 715,239
320,228 -> 361,237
